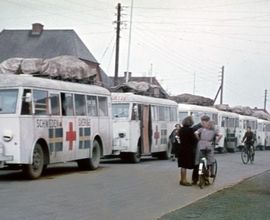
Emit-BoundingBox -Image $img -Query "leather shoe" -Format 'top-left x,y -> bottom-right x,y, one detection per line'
180,181 -> 192,186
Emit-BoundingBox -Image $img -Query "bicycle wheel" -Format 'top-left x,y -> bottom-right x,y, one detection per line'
241,148 -> 249,164
209,159 -> 217,184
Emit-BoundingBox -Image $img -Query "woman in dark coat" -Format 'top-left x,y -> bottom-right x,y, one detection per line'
176,116 -> 197,186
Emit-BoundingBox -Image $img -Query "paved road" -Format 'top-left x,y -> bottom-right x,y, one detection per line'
0,151 -> 269,220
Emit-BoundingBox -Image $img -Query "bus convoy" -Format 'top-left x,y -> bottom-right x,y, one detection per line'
0,74 -> 269,178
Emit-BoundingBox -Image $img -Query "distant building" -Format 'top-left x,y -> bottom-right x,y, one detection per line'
110,72 -> 169,98
0,23 -> 111,88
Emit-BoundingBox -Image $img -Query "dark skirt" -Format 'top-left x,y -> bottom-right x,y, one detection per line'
177,145 -> 195,169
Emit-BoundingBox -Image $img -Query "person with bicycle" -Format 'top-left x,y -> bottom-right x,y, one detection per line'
195,120 -> 222,180
191,115 -> 209,185
242,126 -> 255,159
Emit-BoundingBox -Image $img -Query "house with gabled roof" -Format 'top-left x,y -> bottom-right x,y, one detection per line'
0,23 -> 111,88
109,72 -> 169,98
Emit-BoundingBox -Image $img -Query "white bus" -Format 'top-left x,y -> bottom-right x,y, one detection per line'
256,119 -> 270,150
0,74 -> 112,179
178,104 -> 218,126
217,111 -> 239,152
177,104 -> 224,151
111,92 -> 178,163
238,114 -> 257,149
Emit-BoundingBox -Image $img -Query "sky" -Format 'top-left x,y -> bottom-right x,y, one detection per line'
1,0 -> 270,109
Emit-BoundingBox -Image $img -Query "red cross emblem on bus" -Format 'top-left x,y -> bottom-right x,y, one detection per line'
66,122 -> 76,150
154,125 -> 160,145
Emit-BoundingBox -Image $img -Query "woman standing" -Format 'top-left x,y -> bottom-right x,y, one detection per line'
176,116 -> 198,186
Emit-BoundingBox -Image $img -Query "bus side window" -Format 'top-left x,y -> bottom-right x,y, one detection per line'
50,93 -> 60,115
61,93 -> 74,116
87,95 -> 97,116
33,90 -> 49,115
98,96 -> 108,116
169,107 -> 177,121
75,94 -> 86,116
158,106 -> 165,121
21,89 -> 32,115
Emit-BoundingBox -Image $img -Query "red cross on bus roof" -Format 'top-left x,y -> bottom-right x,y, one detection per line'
66,122 -> 76,150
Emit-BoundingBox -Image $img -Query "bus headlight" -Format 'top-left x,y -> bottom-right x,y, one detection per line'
3,130 -> 13,142
119,133 -> 126,138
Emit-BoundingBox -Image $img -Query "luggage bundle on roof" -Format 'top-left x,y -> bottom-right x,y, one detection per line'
0,55 -> 97,84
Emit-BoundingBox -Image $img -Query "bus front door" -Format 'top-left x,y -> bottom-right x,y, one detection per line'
141,105 -> 151,154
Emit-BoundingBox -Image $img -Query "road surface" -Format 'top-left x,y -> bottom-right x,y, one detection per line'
0,151 -> 269,220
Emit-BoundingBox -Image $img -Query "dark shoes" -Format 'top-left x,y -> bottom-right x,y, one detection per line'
180,181 -> 192,186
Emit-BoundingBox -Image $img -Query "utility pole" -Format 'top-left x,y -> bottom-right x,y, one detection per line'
149,63 -> 153,84
114,3 -> 121,86
213,66 -> 224,104
126,0 -> 134,83
264,89 -> 267,111
193,72 -> 196,95
220,66 -> 224,104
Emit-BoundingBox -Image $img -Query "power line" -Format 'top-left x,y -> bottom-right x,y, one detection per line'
133,0 -> 269,11
99,33 -> 115,62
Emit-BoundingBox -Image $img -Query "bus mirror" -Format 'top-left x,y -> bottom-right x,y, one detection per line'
25,92 -> 32,103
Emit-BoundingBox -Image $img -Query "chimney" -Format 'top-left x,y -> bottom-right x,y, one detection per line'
31,23 -> 44,35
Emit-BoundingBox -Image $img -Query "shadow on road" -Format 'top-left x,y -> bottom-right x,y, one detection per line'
0,156 -> 161,181
0,164 -> 107,181
101,156 -> 159,164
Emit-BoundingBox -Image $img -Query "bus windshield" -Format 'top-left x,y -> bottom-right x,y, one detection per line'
0,89 -> 18,114
112,103 -> 129,118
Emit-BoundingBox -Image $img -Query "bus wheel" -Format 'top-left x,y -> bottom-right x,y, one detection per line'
120,152 -> 129,162
22,143 -> 44,179
226,148 -> 235,153
157,143 -> 172,160
217,147 -> 224,154
77,140 -> 101,170
129,147 -> 141,163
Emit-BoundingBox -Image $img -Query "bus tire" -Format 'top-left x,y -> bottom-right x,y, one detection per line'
129,147 -> 141,163
227,148 -> 235,153
120,152 -> 129,162
157,143 -> 172,160
77,140 -> 101,170
22,143 -> 44,179
217,147 -> 224,154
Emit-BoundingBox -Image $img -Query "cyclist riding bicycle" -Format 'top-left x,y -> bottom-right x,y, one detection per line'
242,126 -> 255,157
195,120 -> 222,179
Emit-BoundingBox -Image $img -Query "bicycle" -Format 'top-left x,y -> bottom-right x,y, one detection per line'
241,143 -> 255,164
198,149 -> 218,189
